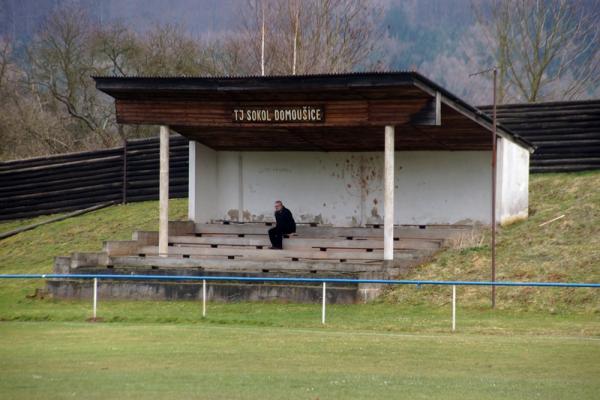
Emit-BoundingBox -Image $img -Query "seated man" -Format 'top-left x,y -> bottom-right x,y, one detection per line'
268,200 -> 296,249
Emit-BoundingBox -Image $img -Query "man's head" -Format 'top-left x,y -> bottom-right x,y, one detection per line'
274,200 -> 283,211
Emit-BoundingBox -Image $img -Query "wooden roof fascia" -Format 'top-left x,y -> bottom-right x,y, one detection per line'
93,72 -> 535,152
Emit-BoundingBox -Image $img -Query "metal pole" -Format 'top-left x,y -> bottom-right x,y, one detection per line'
202,279 -> 206,317
468,66 -> 499,310
261,2 -> 265,76
121,126 -> 127,204
93,277 -> 98,320
491,68 -> 498,309
452,285 -> 456,332
322,282 -> 326,325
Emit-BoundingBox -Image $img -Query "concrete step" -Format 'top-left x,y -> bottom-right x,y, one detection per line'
168,235 -> 442,251
47,268 -> 363,303
107,256 -> 392,273
137,245 -> 424,262
194,222 -> 473,241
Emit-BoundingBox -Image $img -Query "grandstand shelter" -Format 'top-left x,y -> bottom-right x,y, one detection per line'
94,72 -> 534,262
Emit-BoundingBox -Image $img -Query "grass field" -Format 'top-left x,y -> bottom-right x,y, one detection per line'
1,296 -> 599,399
1,320 -> 599,399
0,171 -> 599,398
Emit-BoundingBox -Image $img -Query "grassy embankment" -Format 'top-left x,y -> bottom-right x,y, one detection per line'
0,171 -> 598,327
384,171 -> 599,312
0,172 -> 599,400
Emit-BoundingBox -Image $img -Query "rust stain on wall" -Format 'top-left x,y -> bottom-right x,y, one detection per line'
371,206 -> 380,218
342,154 -> 383,226
227,209 -> 239,220
299,213 -> 324,224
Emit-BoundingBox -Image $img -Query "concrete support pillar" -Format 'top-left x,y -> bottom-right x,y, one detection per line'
384,125 -> 395,263
188,141 -> 197,221
238,152 -> 244,222
159,125 -> 170,257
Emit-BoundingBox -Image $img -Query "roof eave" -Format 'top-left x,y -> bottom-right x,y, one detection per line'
411,74 -> 536,153
93,72 -> 535,153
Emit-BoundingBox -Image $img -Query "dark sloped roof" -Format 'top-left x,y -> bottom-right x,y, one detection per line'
94,71 -> 534,152
479,100 -> 600,172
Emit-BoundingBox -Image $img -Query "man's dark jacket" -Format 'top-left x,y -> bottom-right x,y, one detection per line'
275,207 -> 296,233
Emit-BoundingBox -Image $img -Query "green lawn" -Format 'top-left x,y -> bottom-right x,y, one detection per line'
0,288 -> 599,399
0,320 -> 599,400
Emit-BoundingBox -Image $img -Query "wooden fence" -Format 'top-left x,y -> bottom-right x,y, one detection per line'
0,136 -> 188,221
480,99 -> 600,173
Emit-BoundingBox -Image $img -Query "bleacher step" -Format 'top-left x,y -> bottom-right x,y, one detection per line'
168,235 -> 442,251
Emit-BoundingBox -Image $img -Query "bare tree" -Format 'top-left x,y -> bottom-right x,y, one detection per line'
0,35 -> 79,160
0,36 -> 18,159
0,38 -> 11,92
209,33 -> 255,76
421,22 -> 497,105
12,5 -> 224,160
2,1 -> 389,160
236,0 -> 385,75
93,21 -> 141,77
26,6 -> 116,147
134,24 -> 219,76
475,0 -> 600,102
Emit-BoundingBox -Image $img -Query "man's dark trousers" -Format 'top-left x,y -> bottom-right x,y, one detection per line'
269,226 -> 295,249
268,227 -> 292,249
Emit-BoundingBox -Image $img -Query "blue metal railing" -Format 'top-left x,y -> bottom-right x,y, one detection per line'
1,273 -> 598,328
0,273 -> 599,288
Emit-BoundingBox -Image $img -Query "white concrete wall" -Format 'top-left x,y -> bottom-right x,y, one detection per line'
496,137 -> 530,225
188,141 -> 532,226
188,141 -> 218,222
393,151 -> 493,225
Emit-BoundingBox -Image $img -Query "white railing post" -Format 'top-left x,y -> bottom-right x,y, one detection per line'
202,279 -> 207,318
322,282 -> 326,325
93,277 -> 98,320
452,285 -> 456,332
